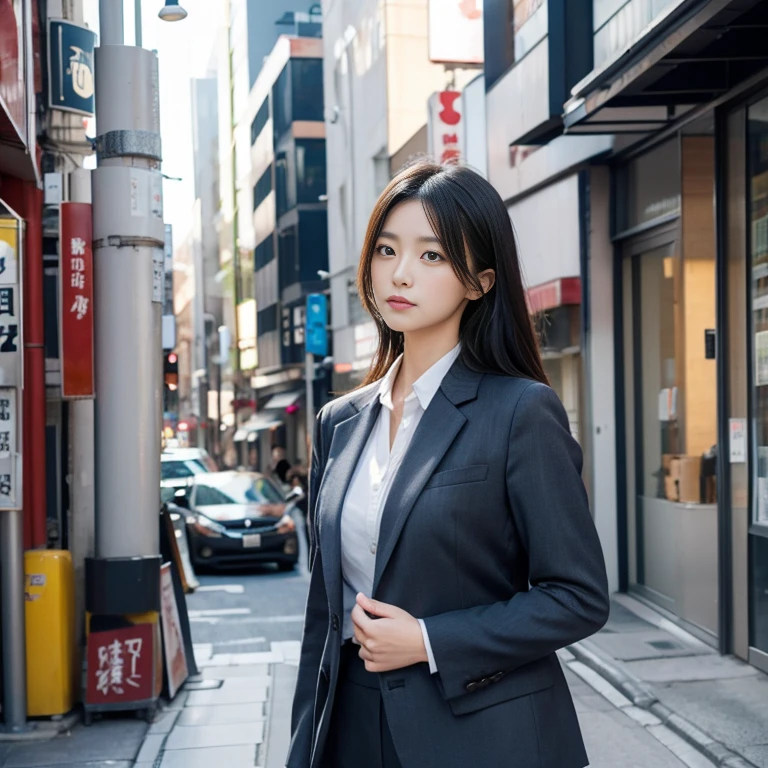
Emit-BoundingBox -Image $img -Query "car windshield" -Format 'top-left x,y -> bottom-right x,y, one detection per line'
161,459 -> 210,481
194,475 -> 284,507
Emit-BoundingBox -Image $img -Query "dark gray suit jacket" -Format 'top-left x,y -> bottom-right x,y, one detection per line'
288,360 -> 609,768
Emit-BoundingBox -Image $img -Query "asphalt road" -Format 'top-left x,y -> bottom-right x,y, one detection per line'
185,516 -> 311,656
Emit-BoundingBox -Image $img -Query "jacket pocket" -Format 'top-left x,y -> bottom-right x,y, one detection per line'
448,655 -> 555,716
424,464 -> 489,490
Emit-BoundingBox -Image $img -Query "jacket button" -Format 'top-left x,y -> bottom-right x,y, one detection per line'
491,671 -> 504,683
466,681 -> 478,692
331,613 -> 339,631
478,677 -> 490,688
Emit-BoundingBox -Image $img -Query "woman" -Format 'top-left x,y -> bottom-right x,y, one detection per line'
288,162 -> 609,768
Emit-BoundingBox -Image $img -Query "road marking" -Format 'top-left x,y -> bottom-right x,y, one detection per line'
214,614 -> 305,625
195,584 -> 245,595
214,636 -> 267,648
188,608 -> 251,617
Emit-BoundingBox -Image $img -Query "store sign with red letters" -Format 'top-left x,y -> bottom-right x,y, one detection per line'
59,202 -> 94,398
86,624 -> 154,704
427,91 -> 465,166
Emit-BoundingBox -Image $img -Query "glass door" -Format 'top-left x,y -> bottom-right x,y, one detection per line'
623,223 -> 720,637
746,96 -> 768,660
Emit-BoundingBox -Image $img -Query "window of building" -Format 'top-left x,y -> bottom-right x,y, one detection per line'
298,210 -> 329,283
253,166 -> 273,211
296,139 -> 327,204
257,304 -> 279,336
272,65 -> 291,142
275,150 -> 291,219
255,235 -> 275,270
291,59 -> 324,122
278,225 -> 298,292
251,100 -> 269,145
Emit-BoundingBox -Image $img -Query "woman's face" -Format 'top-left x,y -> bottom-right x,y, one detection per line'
370,200 -> 493,337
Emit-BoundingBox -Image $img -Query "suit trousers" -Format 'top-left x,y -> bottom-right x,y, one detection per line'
321,642 -> 403,768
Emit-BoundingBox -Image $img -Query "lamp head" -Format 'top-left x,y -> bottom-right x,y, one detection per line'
158,0 -> 188,22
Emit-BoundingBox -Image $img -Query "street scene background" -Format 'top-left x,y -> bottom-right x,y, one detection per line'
0,0 -> 768,766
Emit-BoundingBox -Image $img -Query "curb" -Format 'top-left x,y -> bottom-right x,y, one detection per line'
568,640 -> 758,768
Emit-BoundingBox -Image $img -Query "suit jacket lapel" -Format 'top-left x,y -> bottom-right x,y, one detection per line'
372,387 -> 466,596
318,395 -> 381,612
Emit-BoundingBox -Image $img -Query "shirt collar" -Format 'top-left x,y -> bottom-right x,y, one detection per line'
378,344 -> 461,412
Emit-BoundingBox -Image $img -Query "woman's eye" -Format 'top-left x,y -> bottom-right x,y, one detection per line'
423,251 -> 444,263
376,245 -> 395,257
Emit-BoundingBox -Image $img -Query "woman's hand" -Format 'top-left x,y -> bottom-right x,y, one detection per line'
351,593 -> 428,673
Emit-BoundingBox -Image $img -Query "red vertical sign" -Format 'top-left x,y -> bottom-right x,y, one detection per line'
60,202 -> 94,398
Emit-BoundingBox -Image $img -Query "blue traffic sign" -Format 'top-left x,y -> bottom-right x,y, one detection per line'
305,294 -> 328,357
48,20 -> 96,116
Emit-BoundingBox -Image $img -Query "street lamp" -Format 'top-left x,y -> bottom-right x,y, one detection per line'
158,0 -> 188,22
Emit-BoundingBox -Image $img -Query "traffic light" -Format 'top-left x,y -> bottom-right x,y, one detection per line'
164,351 -> 178,390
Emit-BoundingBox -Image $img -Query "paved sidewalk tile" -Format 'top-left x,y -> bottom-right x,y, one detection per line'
178,703 -> 265,726
135,734 -> 165,764
185,685 -> 269,706
3,721 -> 147,767
165,722 -> 264,750
160,745 -> 258,768
202,664 -> 269,680
209,675 -> 271,690
148,710 -> 180,735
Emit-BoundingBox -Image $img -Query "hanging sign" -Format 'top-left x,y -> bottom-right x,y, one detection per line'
305,293 -> 328,357
48,19 -> 96,116
60,202 -> 95,398
0,218 -> 23,510
427,91 -> 465,166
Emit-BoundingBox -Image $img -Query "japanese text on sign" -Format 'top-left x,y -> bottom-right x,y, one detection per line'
60,202 -> 95,399
95,636 -> 144,696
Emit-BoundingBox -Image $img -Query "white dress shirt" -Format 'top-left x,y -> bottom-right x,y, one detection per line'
340,343 -> 461,674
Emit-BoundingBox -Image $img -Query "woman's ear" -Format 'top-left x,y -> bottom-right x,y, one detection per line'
466,269 -> 496,301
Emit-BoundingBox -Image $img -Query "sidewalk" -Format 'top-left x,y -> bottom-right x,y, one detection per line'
567,594 -> 768,768
136,640 -> 301,768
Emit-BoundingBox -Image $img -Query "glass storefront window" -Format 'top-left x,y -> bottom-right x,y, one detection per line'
748,96 -> 768,527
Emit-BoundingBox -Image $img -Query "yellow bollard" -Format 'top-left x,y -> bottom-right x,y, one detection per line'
25,550 -> 76,717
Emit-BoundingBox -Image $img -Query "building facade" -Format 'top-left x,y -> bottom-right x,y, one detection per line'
321,0 -> 481,391
215,0 -> 321,467
243,34 -> 329,470
485,0 -> 768,672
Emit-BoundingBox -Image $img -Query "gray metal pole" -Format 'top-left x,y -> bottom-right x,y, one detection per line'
98,0 -> 123,46
68,168 -> 95,657
305,352 -> 314,457
0,510 -> 28,731
93,3 -> 162,558
134,0 -> 142,48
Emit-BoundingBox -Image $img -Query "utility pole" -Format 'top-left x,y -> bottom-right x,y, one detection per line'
92,0 -> 162,558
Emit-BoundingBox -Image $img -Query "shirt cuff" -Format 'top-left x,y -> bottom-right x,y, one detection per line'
418,619 -> 438,674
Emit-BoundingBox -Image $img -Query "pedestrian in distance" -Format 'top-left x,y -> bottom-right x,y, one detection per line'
288,161 -> 610,768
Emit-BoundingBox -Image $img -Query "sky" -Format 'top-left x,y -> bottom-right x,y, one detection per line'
82,0 -> 222,242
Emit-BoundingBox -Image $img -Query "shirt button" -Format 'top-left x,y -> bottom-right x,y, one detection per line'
370,543 -> 377,554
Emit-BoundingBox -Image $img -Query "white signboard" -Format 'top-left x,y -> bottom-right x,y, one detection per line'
729,418 -> 746,464
0,388 -> 19,509
428,0 -> 484,64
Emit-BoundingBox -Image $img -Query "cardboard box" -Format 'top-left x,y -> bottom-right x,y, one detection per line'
669,455 -> 701,504
665,475 -> 678,502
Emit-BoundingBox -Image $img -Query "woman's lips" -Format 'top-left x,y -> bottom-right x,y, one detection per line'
386,297 -> 416,310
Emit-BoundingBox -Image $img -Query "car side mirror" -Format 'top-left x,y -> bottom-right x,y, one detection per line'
174,488 -> 191,509
286,485 -> 305,503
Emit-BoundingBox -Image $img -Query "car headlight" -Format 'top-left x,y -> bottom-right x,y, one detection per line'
188,514 -> 226,538
276,514 -> 296,535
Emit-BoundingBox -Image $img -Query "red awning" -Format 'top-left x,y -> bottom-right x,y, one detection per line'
526,277 -> 581,314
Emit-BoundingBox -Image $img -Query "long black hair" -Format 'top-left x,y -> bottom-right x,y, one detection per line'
357,161 -> 548,387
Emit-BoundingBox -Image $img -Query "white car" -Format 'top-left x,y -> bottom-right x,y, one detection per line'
161,448 -> 218,492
